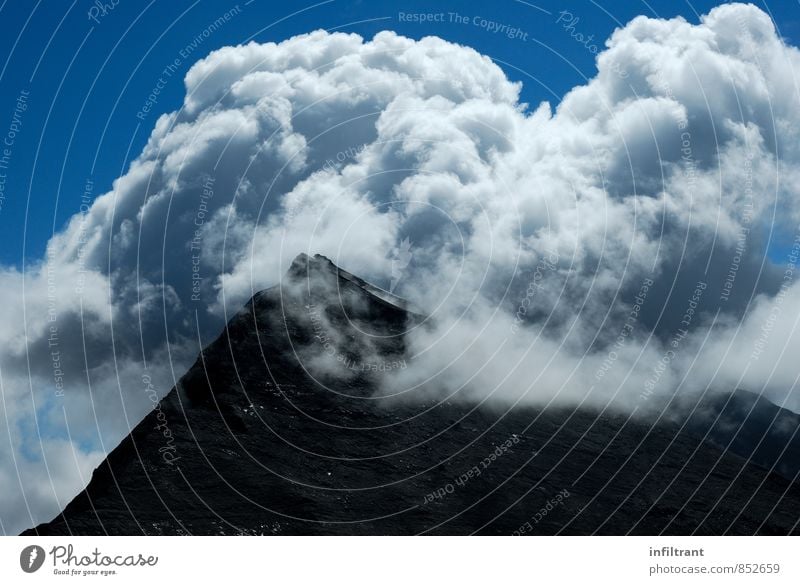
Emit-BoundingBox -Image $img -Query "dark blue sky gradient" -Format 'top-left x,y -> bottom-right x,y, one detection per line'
0,0 -> 797,265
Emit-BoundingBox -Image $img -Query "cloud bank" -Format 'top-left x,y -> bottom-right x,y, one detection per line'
3,2 -> 800,533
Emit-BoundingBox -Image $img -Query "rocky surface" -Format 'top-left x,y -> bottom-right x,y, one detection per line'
24,254 -> 800,535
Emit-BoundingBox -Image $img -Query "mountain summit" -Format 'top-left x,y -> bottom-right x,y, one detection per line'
24,255 -> 800,535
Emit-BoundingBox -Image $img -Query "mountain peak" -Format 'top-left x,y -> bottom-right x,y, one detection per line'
287,252 -> 335,275
285,252 -> 421,316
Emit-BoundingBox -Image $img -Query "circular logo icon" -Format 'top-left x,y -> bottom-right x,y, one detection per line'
20,545 -> 45,573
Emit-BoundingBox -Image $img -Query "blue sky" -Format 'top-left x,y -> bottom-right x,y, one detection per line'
0,0 -> 797,266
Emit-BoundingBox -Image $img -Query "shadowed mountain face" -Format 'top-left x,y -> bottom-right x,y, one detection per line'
669,390 -> 800,484
24,254 -> 800,535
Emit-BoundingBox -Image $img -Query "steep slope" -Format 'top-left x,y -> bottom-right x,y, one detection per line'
670,389 -> 800,483
24,254 -> 800,535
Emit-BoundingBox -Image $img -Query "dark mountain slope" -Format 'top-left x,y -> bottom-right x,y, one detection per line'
24,254 -> 800,535
670,389 -> 800,483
